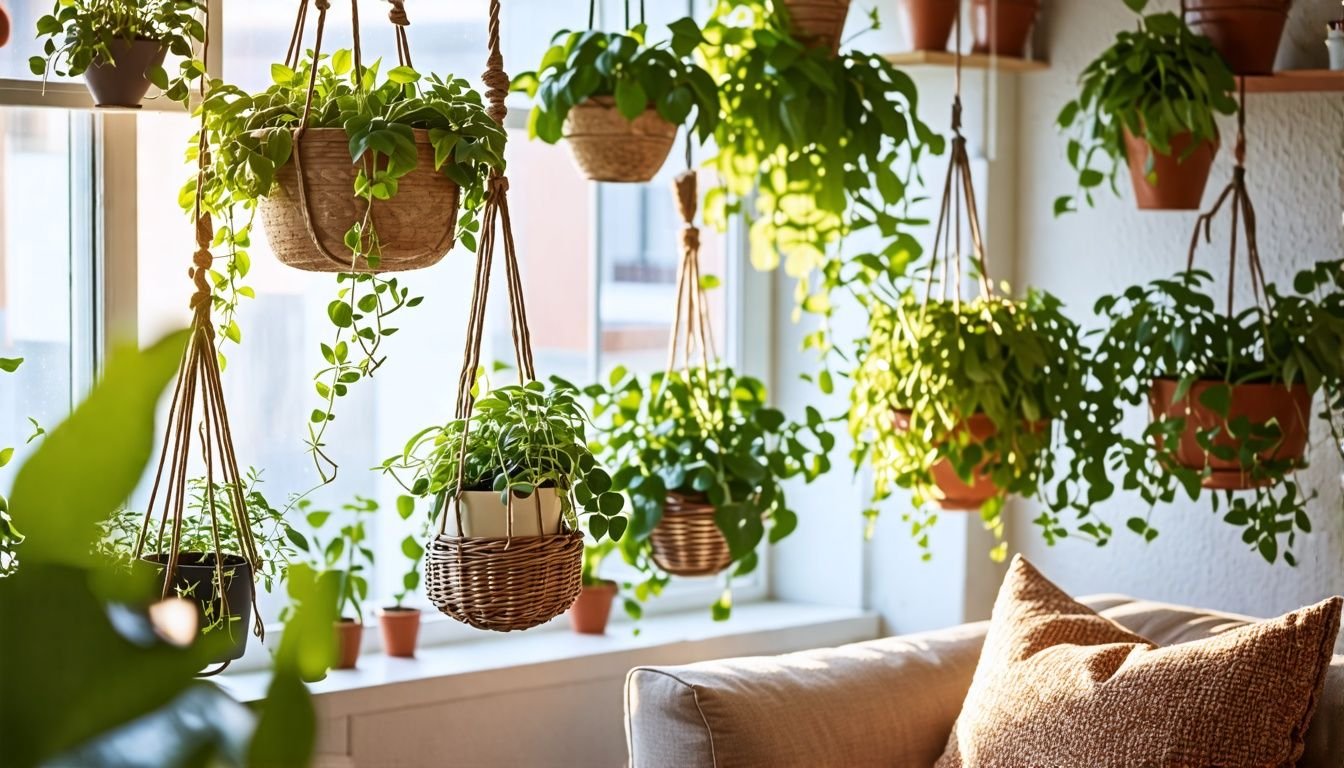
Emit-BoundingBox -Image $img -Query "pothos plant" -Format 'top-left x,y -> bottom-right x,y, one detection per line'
187,51 -> 505,484
1085,262 -> 1344,565
695,0 -> 941,311
31,0 -> 207,108
512,19 -> 720,144
848,276 -> 1104,561
381,377 -> 627,542
566,364 -> 834,620
1054,0 -> 1236,213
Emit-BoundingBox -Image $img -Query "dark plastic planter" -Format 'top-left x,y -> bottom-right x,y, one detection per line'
140,552 -> 254,664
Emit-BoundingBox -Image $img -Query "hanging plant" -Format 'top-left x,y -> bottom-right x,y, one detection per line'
569,365 -> 834,620
1086,262 -> 1344,564
189,47 -> 506,482
31,0 -> 206,108
512,18 -> 720,183
695,0 -> 940,290
1056,0 -> 1237,213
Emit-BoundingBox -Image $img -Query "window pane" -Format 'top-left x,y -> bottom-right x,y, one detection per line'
0,1 -> 56,79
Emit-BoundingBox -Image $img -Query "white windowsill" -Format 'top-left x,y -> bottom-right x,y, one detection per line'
215,601 -> 878,715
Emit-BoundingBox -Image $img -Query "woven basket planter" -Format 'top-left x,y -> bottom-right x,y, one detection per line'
649,492 -> 732,577
425,528 -> 583,632
563,97 -> 677,183
259,127 -> 461,273
781,0 -> 852,55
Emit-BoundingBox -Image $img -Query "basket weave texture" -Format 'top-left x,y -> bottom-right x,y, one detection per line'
260,127 -> 461,272
649,492 -> 732,577
781,0 -> 852,55
563,97 -> 677,183
425,528 -> 584,632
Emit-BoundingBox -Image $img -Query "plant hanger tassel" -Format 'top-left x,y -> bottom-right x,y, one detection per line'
423,0 -> 584,633
135,7 -> 262,677
664,144 -> 719,382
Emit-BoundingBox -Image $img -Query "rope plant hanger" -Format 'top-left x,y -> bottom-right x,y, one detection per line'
135,8 -> 262,677
423,0 -> 584,633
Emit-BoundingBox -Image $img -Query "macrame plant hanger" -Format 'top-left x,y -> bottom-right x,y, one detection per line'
134,3 -> 262,677
423,0 -> 584,633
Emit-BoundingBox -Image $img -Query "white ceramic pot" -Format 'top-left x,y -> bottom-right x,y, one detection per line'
443,487 -> 563,539
1327,29 -> 1344,71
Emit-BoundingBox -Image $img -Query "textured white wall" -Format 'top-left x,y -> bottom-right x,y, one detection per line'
1009,0 -> 1344,624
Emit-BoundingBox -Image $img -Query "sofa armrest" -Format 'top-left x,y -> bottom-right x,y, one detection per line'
625,621 -> 989,768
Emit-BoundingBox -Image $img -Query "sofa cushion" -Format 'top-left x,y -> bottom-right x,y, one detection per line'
936,556 -> 1342,768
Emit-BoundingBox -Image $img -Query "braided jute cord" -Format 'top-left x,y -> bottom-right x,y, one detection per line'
136,0 -> 261,677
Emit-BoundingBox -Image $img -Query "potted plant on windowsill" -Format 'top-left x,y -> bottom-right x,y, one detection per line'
569,539 -> 620,634
1055,0 -> 1237,213
287,495 -> 378,670
31,0 -> 205,108
566,364 -> 833,620
1086,261 -> 1344,565
512,19 -> 719,183
378,495 -> 425,658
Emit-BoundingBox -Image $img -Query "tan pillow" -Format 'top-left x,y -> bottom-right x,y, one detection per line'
937,555 -> 1341,768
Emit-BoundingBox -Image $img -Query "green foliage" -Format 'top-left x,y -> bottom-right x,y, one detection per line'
849,286 -> 1102,559
31,0 -> 206,107
1055,1 -> 1236,212
286,496 -> 378,622
568,364 -> 832,618
513,21 -> 720,143
580,538 -> 617,588
391,494 -> 425,607
1086,262 -> 1344,563
0,358 -> 26,576
699,0 -> 940,288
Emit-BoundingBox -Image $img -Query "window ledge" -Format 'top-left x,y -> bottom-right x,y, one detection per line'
215,602 -> 877,716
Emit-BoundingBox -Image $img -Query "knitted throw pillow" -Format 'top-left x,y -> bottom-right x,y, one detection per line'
936,556 -> 1341,768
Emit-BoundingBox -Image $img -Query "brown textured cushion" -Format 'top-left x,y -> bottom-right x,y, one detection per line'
937,556 -> 1342,768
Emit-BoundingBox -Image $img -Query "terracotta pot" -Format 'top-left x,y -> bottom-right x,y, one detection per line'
83,38 -> 168,108
568,581 -> 618,635
894,411 -> 1001,510
334,618 -> 363,670
649,491 -> 733,577
780,0 -> 852,55
562,97 -> 677,183
1149,378 -> 1312,490
0,2 -> 11,49
902,0 -> 959,51
377,607 -> 421,658
971,0 -> 1040,58
1184,0 -> 1291,75
1122,128 -> 1218,211
139,552 -> 253,664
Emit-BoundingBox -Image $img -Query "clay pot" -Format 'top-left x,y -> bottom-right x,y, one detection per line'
1149,378 -> 1312,490
971,0 -> 1040,58
780,0 -> 853,55
894,411 -> 1001,510
562,97 -> 677,183
83,38 -> 168,108
377,607 -> 421,658
649,491 -> 732,577
140,553 -> 254,665
1184,0 -> 1291,75
1122,127 -> 1218,211
568,581 -> 618,635
902,0 -> 959,52
0,2 -> 11,49
334,618 -> 363,670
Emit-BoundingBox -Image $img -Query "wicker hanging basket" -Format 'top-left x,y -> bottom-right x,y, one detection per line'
649,492 -> 732,577
780,0 -> 852,55
563,97 -> 677,183
260,128 -> 461,272
426,527 -> 584,632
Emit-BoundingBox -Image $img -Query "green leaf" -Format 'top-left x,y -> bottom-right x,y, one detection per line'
387,66 -> 421,84
271,63 -> 297,86
396,495 -> 415,520
327,301 -> 353,328
331,49 -> 353,76
614,78 -> 649,121
0,357 -> 22,373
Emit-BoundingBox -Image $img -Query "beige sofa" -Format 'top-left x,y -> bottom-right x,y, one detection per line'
624,595 -> 1343,767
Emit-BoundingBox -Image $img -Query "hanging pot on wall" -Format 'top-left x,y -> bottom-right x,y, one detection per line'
901,0 -> 959,52
568,580 -> 618,634
140,552 -> 254,665
259,127 -> 461,272
334,618 -> 363,669
780,0 -> 852,55
562,97 -> 677,183
377,607 -> 421,658
1149,378 -> 1312,490
83,38 -> 168,108
971,0 -> 1040,58
1183,0 -> 1292,75
1122,128 -> 1218,211
649,491 -> 732,577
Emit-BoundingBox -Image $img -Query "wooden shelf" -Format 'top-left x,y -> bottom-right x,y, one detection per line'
883,50 -> 1048,72
1241,70 -> 1344,94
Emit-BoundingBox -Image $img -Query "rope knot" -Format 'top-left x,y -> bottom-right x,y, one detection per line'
482,54 -> 510,125
682,226 -> 700,254
674,171 -> 698,223
193,247 -> 213,270
488,176 -> 510,198
388,0 -> 409,26
315,0 -> 330,10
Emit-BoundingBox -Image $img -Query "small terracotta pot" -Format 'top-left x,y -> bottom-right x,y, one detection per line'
902,0 -> 959,52
1122,128 -> 1218,211
780,0 -> 852,55
334,618 -> 363,670
1149,378 -> 1312,490
0,2 -> 11,49
971,0 -> 1040,58
894,411 -> 1000,510
83,38 -> 168,108
377,607 -> 421,658
568,581 -> 618,635
1184,0 -> 1291,75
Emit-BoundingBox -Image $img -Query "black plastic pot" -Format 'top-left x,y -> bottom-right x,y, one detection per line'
140,552 -> 254,664
83,38 -> 167,108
